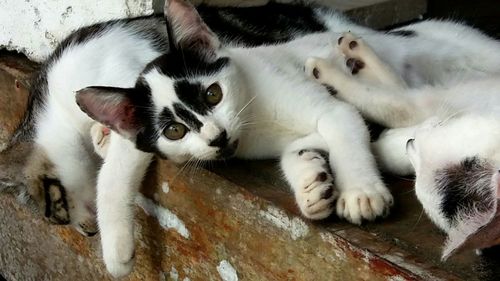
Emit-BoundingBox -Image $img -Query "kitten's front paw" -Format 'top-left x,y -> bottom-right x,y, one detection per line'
102,232 -> 135,278
336,185 -> 393,224
291,150 -> 338,219
90,123 -> 110,159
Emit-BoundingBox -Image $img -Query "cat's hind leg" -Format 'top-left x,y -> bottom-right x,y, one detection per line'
281,134 -> 337,219
35,116 -> 99,236
24,145 -> 70,225
338,32 -> 407,88
305,57 -> 422,128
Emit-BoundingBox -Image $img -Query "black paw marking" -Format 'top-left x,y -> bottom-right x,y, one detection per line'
346,58 -> 365,75
316,172 -> 328,182
323,85 -> 337,96
349,40 -> 358,49
321,186 -> 334,199
338,36 -> 344,45
43,178 -> 70,225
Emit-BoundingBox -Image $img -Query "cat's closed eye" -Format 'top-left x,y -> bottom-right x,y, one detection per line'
206,83 -> 223,105
164,122 -> 188,140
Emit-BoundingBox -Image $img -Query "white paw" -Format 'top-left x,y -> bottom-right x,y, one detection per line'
337,32 -> 366,75
102,231 -> 135,278
292,150 -> 338,220
90,123 -> 110,159
336,185 -> 393,224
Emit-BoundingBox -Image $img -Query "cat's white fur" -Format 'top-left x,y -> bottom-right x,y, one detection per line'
33,1 -> 500,276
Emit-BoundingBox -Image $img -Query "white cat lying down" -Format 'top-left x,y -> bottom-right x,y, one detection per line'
306,32 -> 500,259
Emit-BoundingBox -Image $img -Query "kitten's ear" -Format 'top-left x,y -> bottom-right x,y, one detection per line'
76,87 -> 142,140
164,0 -> 220,60
442,172 -> 500,260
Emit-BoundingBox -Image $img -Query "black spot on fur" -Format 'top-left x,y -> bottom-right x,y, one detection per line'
323,85 -> 337,95
144,51 -> 229,80
173,103 -> 203,132
387,29 -> 417,37
197,2 -> 327,46
435,157 -> 495,226
173,80 -> 213,115
42,177 -> 69,225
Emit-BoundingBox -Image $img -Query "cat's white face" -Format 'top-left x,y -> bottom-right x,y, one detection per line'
139,55 -> 247,163
406,115 -> 500,259
76,0 -> 251,163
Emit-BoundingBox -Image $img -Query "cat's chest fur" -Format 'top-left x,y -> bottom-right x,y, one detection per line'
230,33 -> 340,158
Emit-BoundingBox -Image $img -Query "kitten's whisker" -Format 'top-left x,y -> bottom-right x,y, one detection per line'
235,96 -> 256,119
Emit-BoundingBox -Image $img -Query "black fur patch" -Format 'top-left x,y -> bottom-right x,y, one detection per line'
131,79 -> 162,154
144,51 -> 230,80
157,107 -> 176,133
435,157 -> 495,226
387,29 -> 417,37
198,3 -> 327,46
173,103 -> 203,132
173,80 -> 213,115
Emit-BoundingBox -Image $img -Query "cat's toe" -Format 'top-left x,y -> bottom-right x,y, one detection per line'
305,57 -> 330,81
336,187 -> 393,224
297,182 -> 337,220
337,32 -> 367,75
76,218 -> 98,237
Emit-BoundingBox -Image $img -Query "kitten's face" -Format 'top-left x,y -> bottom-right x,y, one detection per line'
406,115 -> 500,259
136,52 -> 246,163
76,0 -> 250,163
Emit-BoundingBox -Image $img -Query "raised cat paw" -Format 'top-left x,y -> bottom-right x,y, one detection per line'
90,122 -> 110,159
337,32 -> 366,75
336,185 -> 393,224
287,149 -> 338,219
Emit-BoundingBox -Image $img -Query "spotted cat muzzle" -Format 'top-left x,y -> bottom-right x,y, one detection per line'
209,131 -> 238,159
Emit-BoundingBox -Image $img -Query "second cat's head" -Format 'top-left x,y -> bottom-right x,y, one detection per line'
76,0 -> 247,163
406,115 -> 500,260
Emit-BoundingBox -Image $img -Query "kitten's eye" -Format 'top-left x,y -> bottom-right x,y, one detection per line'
164,123 -> 187,140
206,83 -> 223,105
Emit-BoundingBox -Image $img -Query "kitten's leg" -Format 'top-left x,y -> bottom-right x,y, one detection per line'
97,132 -> 152,278
305,57 -> 423,128
372,126 -> 419,176
281,133 -> 338,219
35,131 -> 99,236
318,102 -> 393,224
24,145 -> 70,225
338,32 -> 407,88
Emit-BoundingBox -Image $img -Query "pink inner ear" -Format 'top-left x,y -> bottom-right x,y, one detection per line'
165,0 -> 219,57
76,88 -> 139,139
